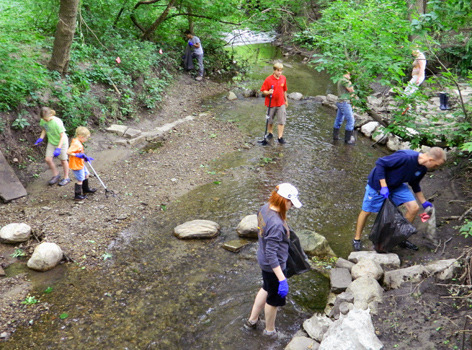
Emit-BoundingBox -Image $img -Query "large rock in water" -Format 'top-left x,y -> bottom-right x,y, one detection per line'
297,230 -> 336,258
319,309 -> 383,350
236,214 -> 258,238
27,242 -> 63,271
174,220 -> 220,239
0,223 -> 31,243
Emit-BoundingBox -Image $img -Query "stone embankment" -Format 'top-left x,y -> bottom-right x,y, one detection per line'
172,214 -> 459,349
285,251 -> 459,349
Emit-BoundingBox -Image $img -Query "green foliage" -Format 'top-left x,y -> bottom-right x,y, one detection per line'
461,141 -> 472,153
294,0 -> 412,93
12,115 -> 30,130
10,248 -> 26,258
458,219 -> 472,238
311,256 -> 337,269
21,295 -> 39,305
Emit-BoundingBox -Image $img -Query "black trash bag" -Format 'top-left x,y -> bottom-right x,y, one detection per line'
369,198 -> 417,253
286,229 -> 311,278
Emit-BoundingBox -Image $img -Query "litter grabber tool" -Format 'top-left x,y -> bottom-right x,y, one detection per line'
86,161 -> 115,198
258,85 -> 274,146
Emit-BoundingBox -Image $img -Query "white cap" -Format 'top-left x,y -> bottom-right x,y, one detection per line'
277,183 -> 302,208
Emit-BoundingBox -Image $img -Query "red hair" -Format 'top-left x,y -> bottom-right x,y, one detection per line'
268,186 -> 289,221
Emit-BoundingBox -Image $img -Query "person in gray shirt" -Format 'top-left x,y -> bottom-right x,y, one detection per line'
244,183 -> 302,337
184,30 -> 204,81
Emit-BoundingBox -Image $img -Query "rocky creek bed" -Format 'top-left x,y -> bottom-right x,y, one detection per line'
0,71 -> 471,349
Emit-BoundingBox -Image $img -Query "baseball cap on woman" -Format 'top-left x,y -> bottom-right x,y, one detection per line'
277,183 -> 302,208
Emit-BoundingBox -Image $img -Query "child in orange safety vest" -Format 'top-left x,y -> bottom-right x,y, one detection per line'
67,127 -> 96,201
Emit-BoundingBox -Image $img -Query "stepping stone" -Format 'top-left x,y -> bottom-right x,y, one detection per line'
222,239 -> 250,253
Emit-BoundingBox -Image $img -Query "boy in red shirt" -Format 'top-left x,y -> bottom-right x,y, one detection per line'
260,62 -> 288,144
67,127 -> 96,201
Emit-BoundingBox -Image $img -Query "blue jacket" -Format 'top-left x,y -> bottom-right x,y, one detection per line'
256,203 -> 290,273
367,150 -> 427,193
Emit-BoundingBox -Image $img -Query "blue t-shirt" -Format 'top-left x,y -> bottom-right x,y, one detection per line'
256,203 -> 290,273
367,150 -> 427,193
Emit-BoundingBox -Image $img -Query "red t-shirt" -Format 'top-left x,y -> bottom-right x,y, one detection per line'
260,74 -> 287,107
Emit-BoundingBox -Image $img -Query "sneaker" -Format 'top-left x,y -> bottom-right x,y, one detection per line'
398,240 -> 418,251
195,76 -> 203,81
48,175 -> 61,186
58,178 -> 71,186
277,137 -> 286,144
352,239 -> 362,251
243,319 -> 257,330
263,329 -> 277,337
266,133 -> 274,140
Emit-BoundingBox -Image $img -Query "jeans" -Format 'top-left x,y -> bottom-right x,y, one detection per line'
192,53 -> 204,77
334,101 -> 354,131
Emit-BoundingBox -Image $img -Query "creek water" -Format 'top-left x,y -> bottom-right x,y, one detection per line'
3,45 -> 388,349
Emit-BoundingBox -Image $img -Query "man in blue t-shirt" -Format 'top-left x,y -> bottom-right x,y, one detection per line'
352,147 -> 446,251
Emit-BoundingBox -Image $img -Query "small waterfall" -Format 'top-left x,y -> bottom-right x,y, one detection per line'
222,29 -> 277,46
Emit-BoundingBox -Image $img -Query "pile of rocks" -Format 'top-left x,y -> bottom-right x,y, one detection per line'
0,223 -> 64,272
285,251 -> 460,349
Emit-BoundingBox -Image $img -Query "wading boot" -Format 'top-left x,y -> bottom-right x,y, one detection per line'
82,179 -> 97,194
74,183 -> 86,201
439,92 -> 450,110
345,130 -> 356,145
333,128 -> 340,140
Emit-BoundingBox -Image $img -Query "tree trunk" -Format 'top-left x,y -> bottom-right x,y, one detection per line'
142,0 -> 177,40
48,0 -> 79,75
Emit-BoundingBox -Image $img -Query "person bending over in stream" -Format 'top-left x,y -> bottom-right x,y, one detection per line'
260,62 -> 288,144
244,183 -> 302,337
352,148 -> 446,252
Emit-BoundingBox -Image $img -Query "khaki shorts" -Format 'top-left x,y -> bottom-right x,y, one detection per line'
46,140 -> 69,161
268,105 -> 286,125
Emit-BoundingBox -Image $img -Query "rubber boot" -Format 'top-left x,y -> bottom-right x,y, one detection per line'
82,179 -> 97,194
439,92 -> 450,110
74,183 -> 86,201
333,128 -> 340,140
345,130 -> 355,145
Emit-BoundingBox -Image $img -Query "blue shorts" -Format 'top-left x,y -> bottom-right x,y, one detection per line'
72,166 -> 89,182
262,270 -> 286,307
361,184 -> 415,213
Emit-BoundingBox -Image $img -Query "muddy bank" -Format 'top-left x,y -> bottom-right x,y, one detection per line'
0,73 -> 246,340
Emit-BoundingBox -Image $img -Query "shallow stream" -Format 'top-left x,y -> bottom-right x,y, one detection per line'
3,44 -> 388,349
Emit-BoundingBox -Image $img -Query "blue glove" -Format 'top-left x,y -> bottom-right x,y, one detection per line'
84,155 -> 94,162
75,153 -> 86,159
278,279 -> 289,298
188,41 -> 193,46
53,147 -> 61,157
380,186 -> 389,199
422,201 -> 433,209
34,138 -> 43,146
